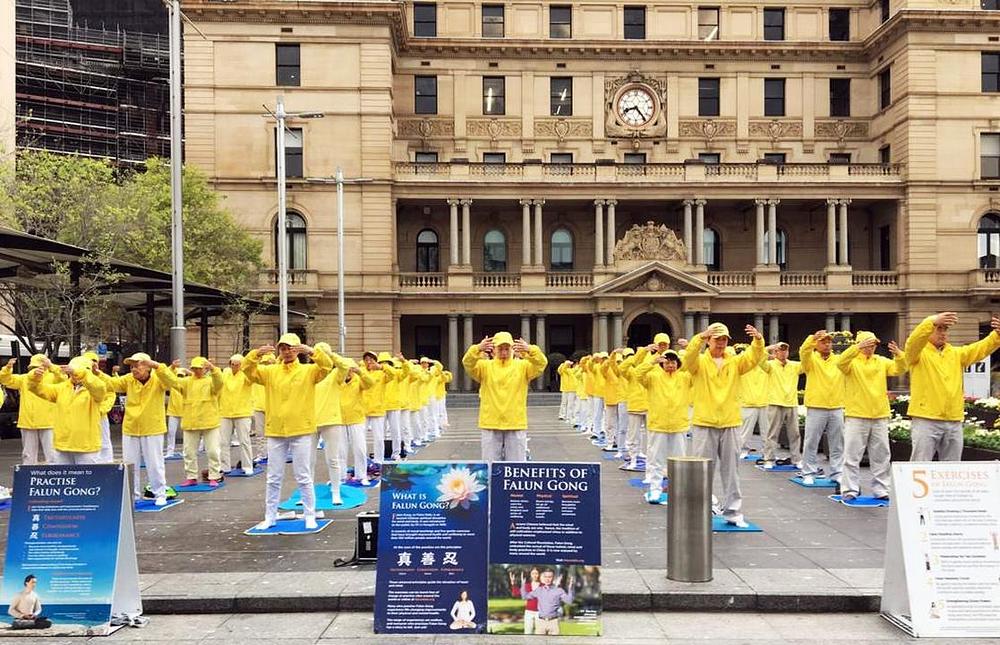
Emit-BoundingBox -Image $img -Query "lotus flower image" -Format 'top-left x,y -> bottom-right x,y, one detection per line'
436,466 -> 487,509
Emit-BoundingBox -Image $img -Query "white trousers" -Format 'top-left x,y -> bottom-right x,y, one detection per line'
646,431 -> 687,490
20,428 -> 55,465
122,434 -> 166,500
220,417 -> 253,472
316,424 -> 344,484
265,434 -> 315,523
559,392 -> 570,419
481,429 -> 527,462
436,398 -> 449,431
367,415 -> 386,464
336,423 -> 367,480
590,397 -> 605,436
98,416 -> 114,463
402,410 -> 416,446
627,412 -> 647,457
738,407 -> 769,451
909,418 -> 963,462
576,396 -> 590,429
565,393 -> 578,426
691,425 -> 743,523
53,450 -> 100,465
765,405 -> 801,463
165,416 -> 181,455
616,402 -> 628,452
802,408 -> 845,481
251,410 -> 265,436
419,405 -> 435,439
385,409 -> 403,459
842,417 -> 891,498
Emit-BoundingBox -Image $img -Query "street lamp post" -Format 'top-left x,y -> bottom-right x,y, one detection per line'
168,0 -> 185,362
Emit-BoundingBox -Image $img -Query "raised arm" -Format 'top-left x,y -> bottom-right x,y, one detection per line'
736,331 -> 766,375
799,333 -> 818,373
681,334 -> 705,375
26,368 -> 58,402
835,342 -> 862,374
958,315 -> 1000,368
886,341 -> 909,377
518,339 -> 548,381
241,347 -> 271,386
462,343 -> 487,384
80,370 -> 108,402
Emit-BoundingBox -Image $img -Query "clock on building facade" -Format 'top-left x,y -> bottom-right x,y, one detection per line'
606,71 -> 668,139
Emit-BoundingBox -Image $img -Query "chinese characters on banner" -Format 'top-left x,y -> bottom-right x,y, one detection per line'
881,462 -> 1000,638
374,462 -> 489,634
487,462 -> 602,637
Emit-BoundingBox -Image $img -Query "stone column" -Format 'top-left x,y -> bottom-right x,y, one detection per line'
520,314 -> 531,343
520,199 -> 532,267
598,313 -> 609,352
838,199 -> 851,266
683,199 -> 694,263
447,314 -> 459,385
684,313 -> 695,340
448,199 -> 460,266
535,315 -> 547,390
767,199 -> 779,265
755,198 -> 767,265
826,198 -> 837,267
768,314 -> 780,345
697,313 -> 709,330
605,199 -> 617,267
825,314 -> 836,331
611,314 -> 623,350
461,199 -> 472,266
694,199 -> 706,265
754,313 -> 765,334
462,314 -> 474,390
841,314 -> 852,333
594,200 -> 605,267
534,199 -> 545,267
592,314 -> 601,352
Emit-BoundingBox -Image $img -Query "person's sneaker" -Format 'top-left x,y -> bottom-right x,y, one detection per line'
207,479 -> 220,488
834,483 -> 842,495
628,459 -> 638,470
842,492 -> 858,502
154,496 -> 167,507
794,461 -> 804,470
644,490 -> 661,504
739,449 -> 749,459
303,516 -> 318,530
331,493 -> 344,505
637,452 -> 646,459
180,478 -> 198,487
613,451 -> 623,458
360,478 -> 371,487
728,519 -> 750,529
243,467 -> 254,476
711,503 -> 723,516
558,416 -> 565,420
875,495 -> 891,502
801,475 -> 815,485
230,439 -> 240,447
763,460 -> 775,469
254,518 -> 276,531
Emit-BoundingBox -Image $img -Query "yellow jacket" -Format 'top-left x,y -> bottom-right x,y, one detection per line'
682,335 -> 765,428
362,365 -> 393,417
601,356 -> 626,406
244,348 -> 335,437
581,357 -> 600,398
0,364 -> 62,429
557,362 -> 577,393
636,359 -> 691,432
382,362 -> 406,411
251,383 -> 265,412
29,370 -> 107,453
905,316 -> 1000,421
104,365 -> 178,436
219,368 -> 254,418
167,371 -> 185,416
340,369 -> 375,426
462,344 -> 547,430
172,369 -> 223,431
766,359 -> 801,407
800,335 -> 846,409
434,369 -> 453,399
737,362 -> 770,408
836,345 -> 907,419
315,358 -> 350,427
617,351 -> 650,413
403,362 -> 430,411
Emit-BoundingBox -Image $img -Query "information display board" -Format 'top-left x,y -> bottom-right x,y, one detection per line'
487,462 -> 601,637
962,356 -> 990,399
374,462 -> 489,634
881,462 -> 1000,638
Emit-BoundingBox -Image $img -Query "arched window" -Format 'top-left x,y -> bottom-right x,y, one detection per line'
703,227 -> 721,271
762,228 -> 788,269
551,228 -> 573,270
416,229 -> 439,272
274,211 -> 307,270
484,229 -> 507,272
978,213 -> 1000,269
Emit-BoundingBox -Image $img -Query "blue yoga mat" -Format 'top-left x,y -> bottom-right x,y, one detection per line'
0,500 -> 11,512
628,477 -> 667,489
829,495 -> 890,507
789,475 -> 838,489
741,452 -> 761,461
164,454 -> 183,461
244,518 -> 333,536
278,483 -> 367,511
712,516 -> 763,532
755,464 -> 800,472
644,491 -> 668,505
174,481 -> 225,493
601,453 -> 618,460
134,498 -> 184,513
226,465 -> 265,478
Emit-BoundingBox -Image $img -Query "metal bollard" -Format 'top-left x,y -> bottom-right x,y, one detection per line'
667,456 -> 714,582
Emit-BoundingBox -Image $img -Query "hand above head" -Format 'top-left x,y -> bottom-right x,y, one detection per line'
644,343 -> 658,352
112,365 -> 121,374
40,357 -> 52,369
171,359 -> 181,369
814,329 -> 829,339
676,338 -> 689,348
933,312 -> 958,328
5,358 -> 14,368
654,355 -> 668,365
204,360 -> 216,371
991,316 -> 1000,333
478,336 -> 494,353
858,337 -> 879,351
513,338 -> 530,355
699,324 -> 721,340
887,341 -> 903,357
31,367 -> 45,378
745,324 -> 762,340
295,344 -> 314,356
257,344 -> 276,355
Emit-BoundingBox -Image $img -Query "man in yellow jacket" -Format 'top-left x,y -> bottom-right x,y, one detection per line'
165,366 -> 187,458
172,356 -> 224,487
378,352 -> 407,460
582,353 -> 607,443
572,362 -> 588,431
103,353 -> 178,505
463,331 -> 547,461
601,350 -> 630,457
338,357 -> 375,486
799,330 -> 847,486
683,322 -> 765,528
432,361 -> 452,437
1,355 -> 61,465
762,342 -> 803,469
220,354 -> 255,476
735,345 -> 769,460
635,347 -> 691,501
610,348 -> 645,465
250,352 -> 275,441
836,331 -> 907,501
904,312 -> 1000,461
313,342 -> 350,505
557,360 -> 577,423
28,356 -> 108,465
244,333 -> 333,530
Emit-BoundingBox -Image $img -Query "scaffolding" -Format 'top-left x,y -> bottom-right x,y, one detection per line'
15,0 -> 172,165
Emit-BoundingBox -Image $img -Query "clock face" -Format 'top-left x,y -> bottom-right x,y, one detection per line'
617,87 -> 656,127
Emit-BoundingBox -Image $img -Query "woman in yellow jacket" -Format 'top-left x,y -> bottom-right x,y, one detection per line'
171,356 -> 224,487
361,351 -> 393,465
219,354 -> 255,476
80,351 -> 117,463
404,359 -> 430,449
463,331 -> 547,462
573,363 -> 589,431
338,357 -> 374,486
164,367 -> 187,459
377,353 -> 407,460
1,355 -> 61,464
432,362 -> 452,436
735,346 -> 770,460
27,356 -> 108,465
836,331 -> 907,502
556,360 -> 577,423
250,352 -> 275,441
244,333 -> 334,530
601,351 -> 629,456
762,342 -> 803,469
103,353 -> 178,505
313,342 -> 351,505
616,348 -> 650,470
415,357 -> 437,443
581,353 -> 607,443
635,348 -> 691,501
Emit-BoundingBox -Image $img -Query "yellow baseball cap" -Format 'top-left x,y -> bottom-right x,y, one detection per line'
28,354 -> 47,368
82,351 -> 99,362
855,331 -> 879,344
377,351 -> 393,363
419,356 -> 431,364
314,341 -> 332,355
492,331 -> 514,347
594,351 -> 609,359
190,356 -> 209,369
68,356 -> 92,374
124,352 -> 152,365
342,357 -> 359,370
710,323 -> 731,339
654,332 -> 671,346
815,330 -> 833,340
277,332 -> 301,347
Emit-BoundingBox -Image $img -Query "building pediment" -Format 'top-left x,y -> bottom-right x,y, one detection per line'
591,261 -> 719,296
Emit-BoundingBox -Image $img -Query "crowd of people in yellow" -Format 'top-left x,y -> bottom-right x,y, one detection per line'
0,333 -> 452,530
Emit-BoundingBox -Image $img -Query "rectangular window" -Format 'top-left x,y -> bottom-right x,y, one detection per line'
828,152 -> 852,164
483,76 -> 505,115
698,78 -> 720,116
279,127 -> 303,178
624,6 -> 645,40
413,2 -> 437,37
880,0 -> 890,23
482,4 -> 504,38
983,53 -> 1000,92
550,5 -> 572,38
414,326 -> 441,361
763,152 -> 786,164
275,44 -> 300,86
830,78 -> 851,117
879,145 -> 891,164
623,152 -> 647,164
879,67 -> 892,110
764,78 -> 785,117
829,8 -> 850,41
763,8 -> 785,41
550,152 -> 573,164
985,0 -> 1000,9
698,7 -> 719,41
550,77 -> 573,116
415,151 -> 439,163
414,75 -> 438,114
982,134 -> 1000,179
698,152 -> 721,164
483,152 -> 507,164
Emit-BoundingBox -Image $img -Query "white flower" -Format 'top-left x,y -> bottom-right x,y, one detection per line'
436,466 -> 487,509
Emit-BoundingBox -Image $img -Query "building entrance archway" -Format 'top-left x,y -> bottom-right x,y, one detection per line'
626,312 -> 672,348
